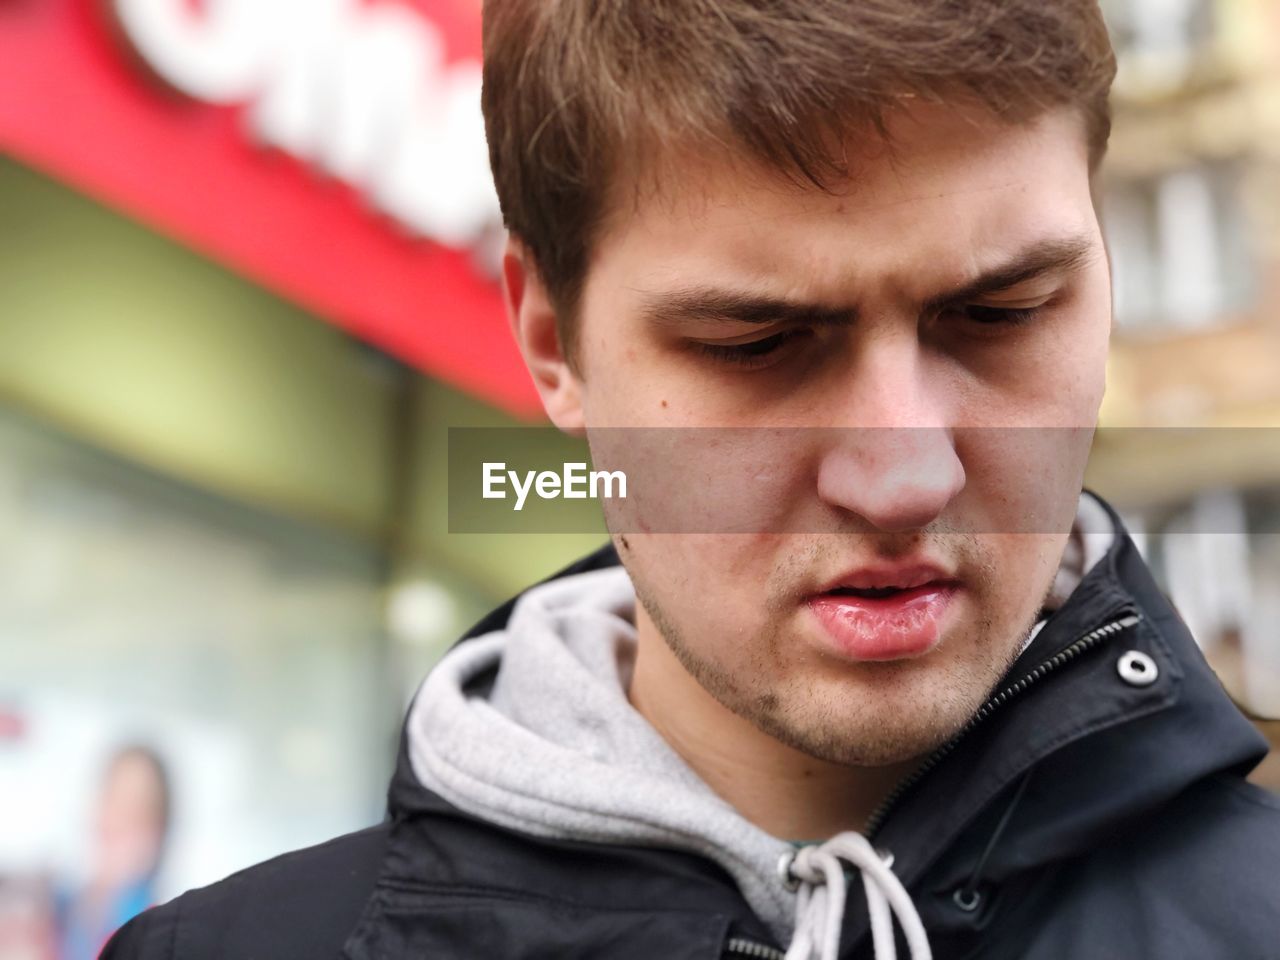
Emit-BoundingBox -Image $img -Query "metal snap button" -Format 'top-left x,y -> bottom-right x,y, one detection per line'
953,887 -> 982,912
1117,650 -> 1158,687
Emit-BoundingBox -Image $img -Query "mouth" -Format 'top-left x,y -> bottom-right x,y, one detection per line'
807,565 -> 962,661
826,584 -> 933,600
819,562 -> 954,595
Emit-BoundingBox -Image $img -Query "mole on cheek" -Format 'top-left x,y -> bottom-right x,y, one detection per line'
660,400 -> 668,409
619,535 -> 630,551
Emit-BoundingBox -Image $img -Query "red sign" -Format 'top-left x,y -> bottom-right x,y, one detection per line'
0,0 -> 542,417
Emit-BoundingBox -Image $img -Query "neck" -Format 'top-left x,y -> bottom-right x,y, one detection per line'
627,605 -> 913,841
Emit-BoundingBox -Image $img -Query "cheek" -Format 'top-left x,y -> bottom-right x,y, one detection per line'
1042,281 -> 1112,418
595,429 -> 819,534
1053,318 -> 1109,418
988,533 -> 1070,613
622,532 -> 788,635
957,427 -> 1092,537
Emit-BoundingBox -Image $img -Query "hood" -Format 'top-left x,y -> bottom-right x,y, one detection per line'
393,490 -> 1268,956
404,562 -> 801,938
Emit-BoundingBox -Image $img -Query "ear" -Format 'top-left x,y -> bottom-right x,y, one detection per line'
501,237 -> 586,435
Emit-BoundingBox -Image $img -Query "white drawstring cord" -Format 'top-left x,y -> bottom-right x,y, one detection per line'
782,832 -> 932,960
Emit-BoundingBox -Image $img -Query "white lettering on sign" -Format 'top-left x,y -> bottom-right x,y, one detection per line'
112,0 -> 500,250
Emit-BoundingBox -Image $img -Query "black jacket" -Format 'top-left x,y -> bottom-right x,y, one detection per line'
104,499 -> 1280,959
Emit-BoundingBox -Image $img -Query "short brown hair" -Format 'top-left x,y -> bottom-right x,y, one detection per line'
481,1 -> 1117,358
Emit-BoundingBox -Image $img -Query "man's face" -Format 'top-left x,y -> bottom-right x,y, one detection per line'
523,104 -> 1111,766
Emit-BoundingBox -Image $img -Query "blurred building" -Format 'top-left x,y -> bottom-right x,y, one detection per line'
0,0 -> 599,937
1093,0 -> 1280,782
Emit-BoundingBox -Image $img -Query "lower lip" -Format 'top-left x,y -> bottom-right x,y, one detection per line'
807,584 -> 959,661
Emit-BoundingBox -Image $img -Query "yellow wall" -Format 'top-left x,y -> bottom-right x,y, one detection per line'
0,158 -> 604,598
0,157 -> 395,535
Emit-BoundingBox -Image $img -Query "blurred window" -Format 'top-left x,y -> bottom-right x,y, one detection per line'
1103,0 -> 1216,89
1144,488 -> 1280,721
0,407 -> 390,898
1105,161 -> 1255,331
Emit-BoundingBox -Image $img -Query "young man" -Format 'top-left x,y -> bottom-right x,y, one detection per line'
106,2 -> 1280,958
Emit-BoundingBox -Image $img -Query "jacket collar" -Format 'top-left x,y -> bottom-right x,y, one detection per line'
872,491 -> 1266,890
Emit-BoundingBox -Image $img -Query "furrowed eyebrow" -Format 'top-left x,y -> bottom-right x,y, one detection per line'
637,288 -> 856,328
637,234 -> 1098,327
925,235 -> 1099,309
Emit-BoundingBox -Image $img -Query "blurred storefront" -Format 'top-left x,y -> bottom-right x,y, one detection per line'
1093,0 -> 1280,783
0,1 -> 600,951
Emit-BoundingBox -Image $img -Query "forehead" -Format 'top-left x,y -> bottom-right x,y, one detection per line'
589,104 -> 1097,301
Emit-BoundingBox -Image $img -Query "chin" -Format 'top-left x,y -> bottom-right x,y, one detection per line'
750,666 -> 995,767
777,715 -> 966,768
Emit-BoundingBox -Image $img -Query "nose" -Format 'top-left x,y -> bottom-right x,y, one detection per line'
817,428 -> 965,531
815,341 -> 965,532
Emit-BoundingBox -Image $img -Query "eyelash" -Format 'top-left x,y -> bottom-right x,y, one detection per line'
958,304 -> 1042,326
692,330 -> 806,368
693,304 -> 1044,367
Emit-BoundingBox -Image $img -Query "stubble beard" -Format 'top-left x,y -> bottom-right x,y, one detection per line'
633,574 -> 1048,768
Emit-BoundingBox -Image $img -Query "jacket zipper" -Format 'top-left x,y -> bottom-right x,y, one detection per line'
720,608 -> 1141,960
863,608 -> 1142,840
723,936 -> 787,959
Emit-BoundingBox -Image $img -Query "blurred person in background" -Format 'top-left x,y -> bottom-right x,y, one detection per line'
57,746 -> 169,960
105,2 -> 1280,959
